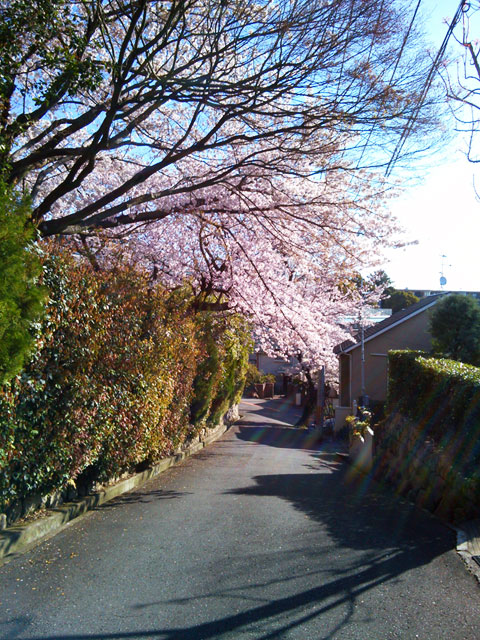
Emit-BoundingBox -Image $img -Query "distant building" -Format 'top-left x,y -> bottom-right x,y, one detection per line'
339,306 -> 392,329
250,351 -> 299,377
403,289 -> 480,302
333,295 -> 442,432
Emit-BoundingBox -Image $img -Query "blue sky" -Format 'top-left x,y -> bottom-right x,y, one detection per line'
376,0 -> 480,292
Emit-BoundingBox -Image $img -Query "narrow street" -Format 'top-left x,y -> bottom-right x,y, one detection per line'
1,397 -> 479,639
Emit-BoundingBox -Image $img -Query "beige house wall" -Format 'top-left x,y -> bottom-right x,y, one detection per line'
345,309 -> 433,405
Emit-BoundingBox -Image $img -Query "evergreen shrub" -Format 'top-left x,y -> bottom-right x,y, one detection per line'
208,316 -> 252,425
245,363 -> 263,387
189,315 -> 223,425
0,184 -> 47,384
429,294 -> 480,365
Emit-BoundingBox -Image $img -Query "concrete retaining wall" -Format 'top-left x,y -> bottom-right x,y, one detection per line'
349,430 -> 373,473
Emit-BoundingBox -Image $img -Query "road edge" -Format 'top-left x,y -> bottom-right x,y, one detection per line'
0,420 -> 230,566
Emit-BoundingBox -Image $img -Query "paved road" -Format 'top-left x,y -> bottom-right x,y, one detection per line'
1,397 -> 479,640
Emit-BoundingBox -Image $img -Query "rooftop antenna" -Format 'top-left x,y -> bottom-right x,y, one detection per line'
440,254 -> 451,289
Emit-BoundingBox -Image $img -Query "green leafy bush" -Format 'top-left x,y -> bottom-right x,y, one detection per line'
388,350 -> 480,469
381,289 -> 419,313
0,251 -> 200,509
189,314 -> 224,425
245,363 -> 263,387
0,184 -> 47,384
0,248 -> 251,513
208,316 -> 252,425
261,373 -> 276,384
346,407 -> 373,443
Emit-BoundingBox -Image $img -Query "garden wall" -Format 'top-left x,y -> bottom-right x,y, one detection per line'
373,412 -> 480,523
373,350 -> 480,523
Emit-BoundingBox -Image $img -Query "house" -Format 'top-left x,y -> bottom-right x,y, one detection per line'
250,308 -> 392,389
250,351 -> 299,378
338,306 -> 392,328
333,295 -> 442,432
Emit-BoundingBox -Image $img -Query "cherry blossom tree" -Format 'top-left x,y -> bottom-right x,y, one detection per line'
1,0 -> 437,236
78,161 -> 399,373
0,0 -> 436,376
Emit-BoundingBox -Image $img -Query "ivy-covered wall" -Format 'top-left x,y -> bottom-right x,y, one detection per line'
374,412 -> 480,523
0,249 -> 251,520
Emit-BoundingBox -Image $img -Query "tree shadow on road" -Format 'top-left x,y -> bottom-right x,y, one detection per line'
234,422 -> 449,552
6,407 -> 461,640
13,458 -> 459,640
92,489 -> 191,510
235,423 -> 325,450
231,461 -> 451,553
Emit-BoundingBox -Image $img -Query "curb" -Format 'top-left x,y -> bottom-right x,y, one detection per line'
453,522 -> 480,584
0,421 -> 229,567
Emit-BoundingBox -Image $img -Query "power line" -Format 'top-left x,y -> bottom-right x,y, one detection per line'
385,0 -> 468,177
356,0 -> 423,168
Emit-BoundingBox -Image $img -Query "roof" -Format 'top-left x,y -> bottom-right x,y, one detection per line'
334,294 -> 443,354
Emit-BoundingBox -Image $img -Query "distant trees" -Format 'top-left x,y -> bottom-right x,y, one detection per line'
381,289 -> 420,313
429,294 -> 480,365
354,270 -> 420,314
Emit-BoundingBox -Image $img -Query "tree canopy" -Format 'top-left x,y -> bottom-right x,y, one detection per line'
1,0 -> 437,236
0,184 -> 46,383
429,294 -> 480,365
381,289 -> 419,313
0,0 -> 441,369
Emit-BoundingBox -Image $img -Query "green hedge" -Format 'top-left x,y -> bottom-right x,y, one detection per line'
0,249 -> 250,514
388,350 -> 480,469
190,315 -> 223,425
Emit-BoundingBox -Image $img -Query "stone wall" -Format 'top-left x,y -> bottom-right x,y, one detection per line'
373,412 -> 480,523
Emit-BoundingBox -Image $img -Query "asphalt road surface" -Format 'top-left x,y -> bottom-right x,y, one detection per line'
1,397 -> 479,640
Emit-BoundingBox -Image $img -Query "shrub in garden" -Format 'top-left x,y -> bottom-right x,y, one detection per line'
190,313 -> 251,426
261,374 -> 276,384
0,247 -> 253,514
0,249 -> 200,511
86,269 -> 201,477
345,408 -> 373,443
208,315 -> 252,425
189,314 -> 224,425
245,363 -> 263,388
